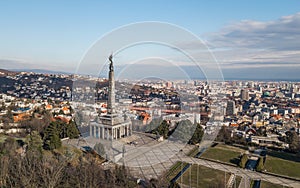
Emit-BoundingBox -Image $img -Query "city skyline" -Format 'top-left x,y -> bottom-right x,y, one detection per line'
0,1 -> 300,80
1,2 -> 300,187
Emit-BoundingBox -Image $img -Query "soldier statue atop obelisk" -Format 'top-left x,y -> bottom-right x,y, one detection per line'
107,54 -> 115,114
109,54 -> 114,72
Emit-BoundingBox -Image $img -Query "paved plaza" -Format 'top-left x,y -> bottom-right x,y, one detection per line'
63,133 -> 300,188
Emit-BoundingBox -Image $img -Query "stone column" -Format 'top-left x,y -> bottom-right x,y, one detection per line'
98,127 -> 101,139
93,125 -> 96,137
112,128 -> 115,139
90,125 -> 92,137
121,126 -> 123,137
129,124 -> 132,135
127,125 -> 130,136
101,127 -> 104,139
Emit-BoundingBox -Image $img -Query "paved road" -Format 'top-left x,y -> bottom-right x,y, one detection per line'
238,176 -> 251,188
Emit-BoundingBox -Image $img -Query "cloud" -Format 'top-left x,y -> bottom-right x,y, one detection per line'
221,66 -> 300,81
211,48 -> 300,65
202,12 -> 300,68
209,12 -> 300,51
2,13 -> 299,81
0,58 -> 32,69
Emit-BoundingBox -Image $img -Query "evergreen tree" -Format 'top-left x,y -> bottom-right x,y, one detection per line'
170,120 -> 194,143
156,120 -> 170,139
26,131 -> 43,153
256,157 -> 264,172
285,131 -> 300,153
43,123 -> 61,150
189,123 -> 204,145
66,121 -> 80,139
239,153 -> 248,168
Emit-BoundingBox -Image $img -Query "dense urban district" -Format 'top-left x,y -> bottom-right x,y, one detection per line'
0,68 -> 300,188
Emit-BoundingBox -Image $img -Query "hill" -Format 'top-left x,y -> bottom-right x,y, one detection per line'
0,69 -> 18,76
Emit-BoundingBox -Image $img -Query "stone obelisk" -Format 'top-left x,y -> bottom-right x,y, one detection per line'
107,54 -> 115,114
89,54 -> 132,141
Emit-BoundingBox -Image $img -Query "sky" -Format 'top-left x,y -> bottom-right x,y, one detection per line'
0,0 -> 300,80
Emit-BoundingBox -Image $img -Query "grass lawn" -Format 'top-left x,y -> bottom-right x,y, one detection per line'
267,150 -> 300,162
220,144 -> 246,152
260,180 -> 291,188
177,164 -> 241,188
200,144 -> 243,165
264,156 -> 300,179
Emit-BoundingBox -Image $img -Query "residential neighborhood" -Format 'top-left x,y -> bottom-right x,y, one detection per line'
0,69 -> 299,187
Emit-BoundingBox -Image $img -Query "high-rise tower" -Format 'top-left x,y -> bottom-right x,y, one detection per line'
240,89 -> 249,101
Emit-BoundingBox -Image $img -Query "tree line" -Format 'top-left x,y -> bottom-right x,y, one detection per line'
0,113 -> 172,187
148,119 -> 204,145
0,133 -> 170,187
0,133 -> 135,187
